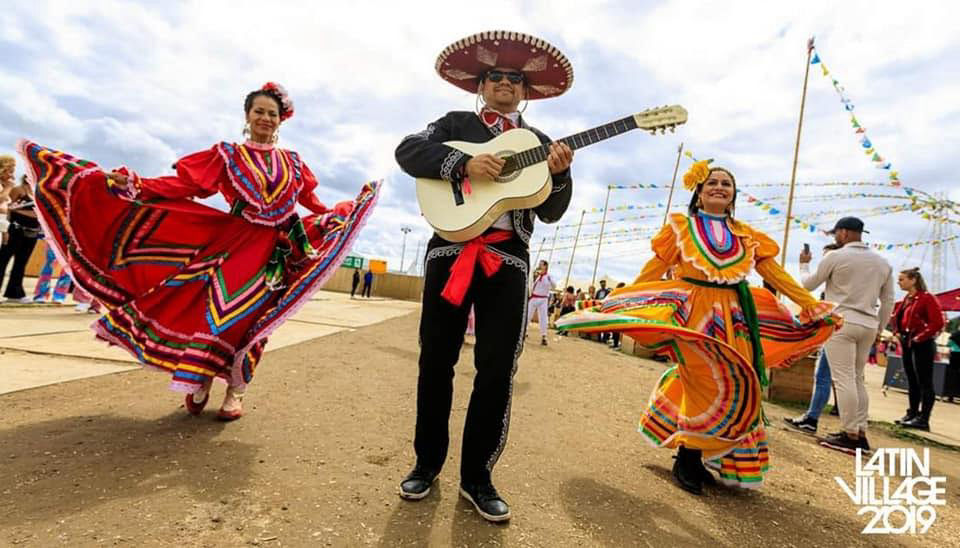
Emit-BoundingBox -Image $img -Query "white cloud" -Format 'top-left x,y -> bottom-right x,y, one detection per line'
1,0 -> 959,292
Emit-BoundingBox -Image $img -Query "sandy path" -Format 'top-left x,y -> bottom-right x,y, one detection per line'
1,311 -> 958,547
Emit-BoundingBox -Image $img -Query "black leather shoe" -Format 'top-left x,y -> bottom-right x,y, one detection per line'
399,466 -> 438,500
459,482 -> 511,522
672,449 -> 703,495
900,417 -> 930,431
697,460 -> 718,486
895,410 -> 917,425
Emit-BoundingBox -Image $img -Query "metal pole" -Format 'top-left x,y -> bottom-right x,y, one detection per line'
591,186 -> 612,285
662,142 -> 684,226
400,227 -> 412,272
411,239 -> 423,274
564,209 -> 586,289
780,38 -> 815,265
545,225 -> 560,266
418,239 -> 427,276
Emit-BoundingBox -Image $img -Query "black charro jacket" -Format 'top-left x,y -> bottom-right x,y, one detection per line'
395,110 -> 573,247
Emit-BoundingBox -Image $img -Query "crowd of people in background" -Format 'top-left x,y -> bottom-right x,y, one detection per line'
350,268 -> 376,299
0,155 -> 102,312
531,264 -> 625,349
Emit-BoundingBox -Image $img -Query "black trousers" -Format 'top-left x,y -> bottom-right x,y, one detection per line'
0,224 -> 40,299
414,234 -> 528,485
947,352 -> 960,398
351,279 -> 359,297
902,338 -> 937,420
362,281 -> 372,298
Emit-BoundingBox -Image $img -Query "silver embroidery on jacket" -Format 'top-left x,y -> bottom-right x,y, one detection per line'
484,246 -> 529,471
440,150 -> 465,182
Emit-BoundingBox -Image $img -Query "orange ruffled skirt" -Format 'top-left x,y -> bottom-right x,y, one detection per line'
558,279 -> 838,488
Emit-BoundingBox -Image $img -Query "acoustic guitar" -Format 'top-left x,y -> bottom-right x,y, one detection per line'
415,105 -> 688,242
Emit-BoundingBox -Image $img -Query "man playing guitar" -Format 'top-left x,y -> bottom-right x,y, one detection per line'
394,30 -> 574,522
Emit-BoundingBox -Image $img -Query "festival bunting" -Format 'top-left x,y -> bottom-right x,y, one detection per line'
811,46 -> 901,187
868,234 -> 959,251
613,180 -> 921,191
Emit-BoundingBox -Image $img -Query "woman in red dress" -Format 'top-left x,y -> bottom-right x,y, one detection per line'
18,83 -> 379,420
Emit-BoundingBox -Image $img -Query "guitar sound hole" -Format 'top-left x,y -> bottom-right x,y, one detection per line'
494,150 -> 521,183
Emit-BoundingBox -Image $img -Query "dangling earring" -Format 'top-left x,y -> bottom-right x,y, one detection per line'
271,129 -> 279,144
695,196 -> 702,209
475,81 -> 487,115
242,122 -> 251,138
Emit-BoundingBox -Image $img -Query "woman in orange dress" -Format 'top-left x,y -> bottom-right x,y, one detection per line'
558,160 -> 839,494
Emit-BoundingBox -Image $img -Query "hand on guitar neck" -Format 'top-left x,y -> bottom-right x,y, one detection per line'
466,142 -> 573,180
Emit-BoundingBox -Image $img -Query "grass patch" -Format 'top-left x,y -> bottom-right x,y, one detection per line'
767,397 -> 958,451
766,397 -> 836,415
868,421 -> 959,452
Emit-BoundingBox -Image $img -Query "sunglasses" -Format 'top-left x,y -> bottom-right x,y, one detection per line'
485,70 -> 525,84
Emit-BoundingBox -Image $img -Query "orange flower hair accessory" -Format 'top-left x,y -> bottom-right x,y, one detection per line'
682,159 -> 711,191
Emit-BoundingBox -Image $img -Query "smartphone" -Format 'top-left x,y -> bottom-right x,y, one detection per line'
803,243 -> 811,254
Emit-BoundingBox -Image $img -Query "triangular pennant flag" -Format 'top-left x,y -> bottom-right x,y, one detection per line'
861,138 -> 873,148
890,171 -> 899,178
821,64 -> 829,76
832,78 -> 839,86
683,150 -> 694,159
845,104 -> 855,112
864,148 -> 875,155
855,127 -> 865,133
770,208 -> 781,215
851,118 -> 861,128
811,53 -> 821,64
873,154 -> 883,162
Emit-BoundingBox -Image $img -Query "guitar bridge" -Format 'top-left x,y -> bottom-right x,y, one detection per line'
451,180 -> 465,206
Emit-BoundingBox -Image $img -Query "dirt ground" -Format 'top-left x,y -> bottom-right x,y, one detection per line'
2,310 -> 958,547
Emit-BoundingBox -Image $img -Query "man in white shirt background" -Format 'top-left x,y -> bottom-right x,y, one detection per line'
528,260 -> 555,346
799,217 -> 895,455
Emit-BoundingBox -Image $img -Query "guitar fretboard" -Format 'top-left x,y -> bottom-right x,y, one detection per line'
502,116 -> 640,174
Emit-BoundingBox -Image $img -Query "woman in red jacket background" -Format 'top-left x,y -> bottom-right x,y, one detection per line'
890,268 -> 944,430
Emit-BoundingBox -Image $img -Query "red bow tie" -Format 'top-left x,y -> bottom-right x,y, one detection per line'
480,109 -> 517,131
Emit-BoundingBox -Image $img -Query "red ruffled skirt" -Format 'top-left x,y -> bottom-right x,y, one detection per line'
18,140 -> 379,393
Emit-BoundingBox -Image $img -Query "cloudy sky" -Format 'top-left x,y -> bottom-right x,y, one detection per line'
2,0 -> 959,296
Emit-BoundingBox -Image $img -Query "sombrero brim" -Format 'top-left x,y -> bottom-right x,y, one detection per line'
435,30 -> 573,100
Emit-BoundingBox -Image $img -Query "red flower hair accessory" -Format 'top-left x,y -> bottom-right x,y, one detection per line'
262,82 -> 294,121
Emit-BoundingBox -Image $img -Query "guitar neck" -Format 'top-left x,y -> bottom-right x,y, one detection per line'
503,116 -> 640,173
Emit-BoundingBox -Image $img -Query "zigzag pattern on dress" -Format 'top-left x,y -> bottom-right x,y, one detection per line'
109,208 -> 201,269
21,141 -> 132,306
247,180 -> 379,339
163,253 -> 271,335
19,139 -> 382,394
96,302 -> 238,387
217,142 -> 303,226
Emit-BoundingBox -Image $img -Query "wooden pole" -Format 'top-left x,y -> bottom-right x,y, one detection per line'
780,38 -> 816,265
564,209 -> 586,289
546,224 -> 560,266
591,186 -> 612,285
662,142 -> 684,226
